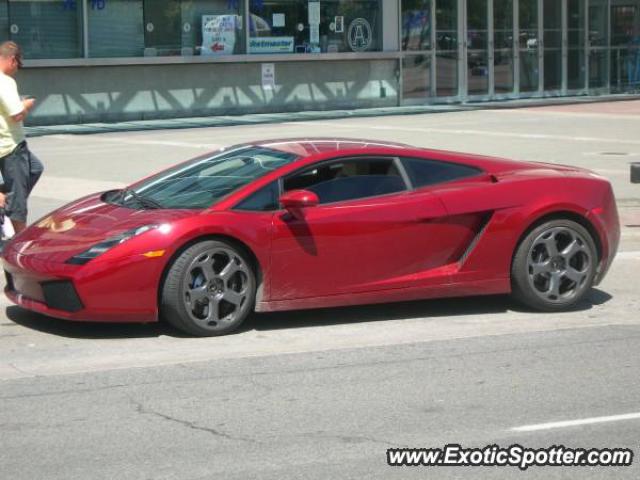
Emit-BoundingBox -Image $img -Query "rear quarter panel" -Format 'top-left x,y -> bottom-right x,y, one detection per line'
435,172 -> 615,283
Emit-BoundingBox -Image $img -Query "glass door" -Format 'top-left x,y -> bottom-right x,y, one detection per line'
543,0 -> 562,91
567,0 -> 587,91
494,0 -> 515,95
519,0 -> 540,93
466,0 -> 490,96
435,0 -> 459,97
610,2 -> 640,92
401,0 -> 434,104
588,0 -> 610,90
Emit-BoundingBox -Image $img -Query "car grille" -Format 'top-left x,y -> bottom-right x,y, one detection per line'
41,281 -> 84,312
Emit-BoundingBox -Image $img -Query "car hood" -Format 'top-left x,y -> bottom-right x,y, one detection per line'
5,193 -> 195,263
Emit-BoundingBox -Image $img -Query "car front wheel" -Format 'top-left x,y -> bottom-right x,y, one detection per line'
160,240 -> 256,336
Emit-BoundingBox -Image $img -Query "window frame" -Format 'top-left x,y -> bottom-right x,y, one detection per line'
281,155 -> 412,207
231,154 -> 487,213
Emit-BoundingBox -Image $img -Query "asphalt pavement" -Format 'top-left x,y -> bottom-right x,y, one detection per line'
1,101 -> 640,479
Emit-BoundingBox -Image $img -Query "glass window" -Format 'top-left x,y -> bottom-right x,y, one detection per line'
108,146 -> 298,210
284,158 -> 406,204
589,0 -> 609,88
87,0 -> 243,58
5,0 -> 83,58
519,0 -> 539,93
402,0 -> 431,51
0,4 -> 8,44
610,5 -> 640,91
611,5 -> 638,46
589,0 -> 609,47
89,0 -> 144,58
234,181 -> 280,211
184,0 -> 245,55
435,0 -> 458,96
493,0 -> 514,94
567,0 -> 586,90
543,0 -> 562,49
403,54 -> 431,99
248,0 -> 381,54
401,157 -> 481,188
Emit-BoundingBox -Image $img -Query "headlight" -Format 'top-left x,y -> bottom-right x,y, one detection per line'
66,225 -> 159,265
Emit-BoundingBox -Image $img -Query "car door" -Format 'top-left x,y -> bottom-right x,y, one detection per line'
269,156 -> 453,301
398,155 -> 507,284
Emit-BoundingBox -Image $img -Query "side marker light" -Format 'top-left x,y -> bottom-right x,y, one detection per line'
142,250 -> 166,258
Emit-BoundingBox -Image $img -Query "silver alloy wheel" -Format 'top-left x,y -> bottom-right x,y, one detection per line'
526,226 -> 593,304
182,247 -> 251,329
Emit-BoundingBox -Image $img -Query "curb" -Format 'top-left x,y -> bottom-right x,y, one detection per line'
25,93 -> 640,138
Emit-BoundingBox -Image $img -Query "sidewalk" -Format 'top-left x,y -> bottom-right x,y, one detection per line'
24,93 -> 640,138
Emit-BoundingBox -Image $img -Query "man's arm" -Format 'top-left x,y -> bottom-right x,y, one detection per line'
10,97 -> 35,122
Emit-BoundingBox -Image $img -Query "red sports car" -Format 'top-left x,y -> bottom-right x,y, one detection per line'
2,138 -> 619,336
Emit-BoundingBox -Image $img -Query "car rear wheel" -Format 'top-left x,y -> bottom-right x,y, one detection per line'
511,219 -> 597,311
160,240 -> 256,336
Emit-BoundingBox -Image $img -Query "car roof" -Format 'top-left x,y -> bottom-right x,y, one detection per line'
255,138 -> 412,157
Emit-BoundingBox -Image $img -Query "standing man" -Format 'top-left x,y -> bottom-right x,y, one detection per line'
0,41 -> 42,234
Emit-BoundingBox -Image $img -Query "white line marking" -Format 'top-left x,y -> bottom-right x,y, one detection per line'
283,121 -> 640,146
47,134 -> 220,150
488,109 -> 640,121
512,412 -> 640,432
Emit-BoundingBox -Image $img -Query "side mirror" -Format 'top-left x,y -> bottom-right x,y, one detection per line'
279,189 -> 319,216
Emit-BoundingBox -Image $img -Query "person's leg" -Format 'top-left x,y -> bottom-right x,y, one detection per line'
27,148 -> 43,194
3,144 -> 31,234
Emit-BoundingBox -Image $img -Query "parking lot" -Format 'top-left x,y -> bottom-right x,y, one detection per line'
1,101 -> 639,479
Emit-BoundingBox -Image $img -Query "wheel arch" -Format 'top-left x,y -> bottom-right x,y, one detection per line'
511,210 -> 603,273
156,233 -> 265,314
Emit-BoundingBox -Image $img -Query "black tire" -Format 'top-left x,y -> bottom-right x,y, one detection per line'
511,219 -> 597,311
160,240 -> 256,336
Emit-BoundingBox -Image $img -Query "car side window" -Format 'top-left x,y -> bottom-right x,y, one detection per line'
234,181 -> 280,212
401,157 -> 483,188
283,158 -> 407,204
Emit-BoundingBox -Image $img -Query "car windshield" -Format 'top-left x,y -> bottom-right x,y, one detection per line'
108,145 -> 298,209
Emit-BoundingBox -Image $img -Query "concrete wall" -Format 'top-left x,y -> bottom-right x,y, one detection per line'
18,59 -> 399,126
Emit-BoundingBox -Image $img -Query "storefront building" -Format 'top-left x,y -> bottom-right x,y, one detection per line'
0,0 -> 638,125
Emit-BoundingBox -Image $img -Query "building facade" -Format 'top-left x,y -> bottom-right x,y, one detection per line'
1,0 -> 638,125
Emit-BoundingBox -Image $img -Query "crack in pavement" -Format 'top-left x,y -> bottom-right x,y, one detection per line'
129,396 -> 257,444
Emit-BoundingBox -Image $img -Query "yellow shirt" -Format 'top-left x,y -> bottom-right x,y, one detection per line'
0,72 -> 25,158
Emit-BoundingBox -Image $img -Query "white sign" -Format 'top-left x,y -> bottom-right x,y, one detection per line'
335,16 -> 344,33
262,63 -> 275,90
309,24 -> 319,44
249,37 -> 294,54
308,1 -> 321,25
202,15 -> 237,55
273,13 -> 285,28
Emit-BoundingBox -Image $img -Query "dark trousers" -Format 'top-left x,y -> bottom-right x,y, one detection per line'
0,141 -> 44,223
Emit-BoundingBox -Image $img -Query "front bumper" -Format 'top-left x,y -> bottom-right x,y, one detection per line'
2,245 -> 162,323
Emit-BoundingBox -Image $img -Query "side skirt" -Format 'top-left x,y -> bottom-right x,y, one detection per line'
255,277 -> 510,313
